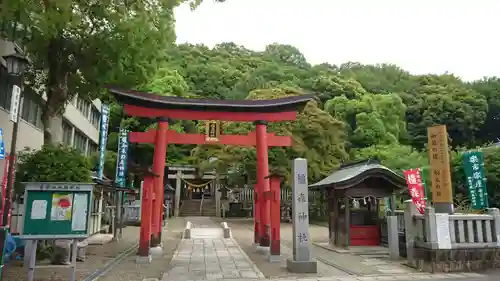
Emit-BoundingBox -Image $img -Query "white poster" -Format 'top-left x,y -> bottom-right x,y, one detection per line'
71,193 -> 88,231
31,200 -> 47,220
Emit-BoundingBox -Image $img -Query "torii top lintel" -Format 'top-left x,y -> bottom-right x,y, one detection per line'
107,87 -> 314,122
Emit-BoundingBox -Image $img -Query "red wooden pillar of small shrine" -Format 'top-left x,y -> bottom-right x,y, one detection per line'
253,184 -> 260,244
151,117 -> 169,247
255,120 -> 270,247
138,175 -> 154,261
268,174 -> 281,261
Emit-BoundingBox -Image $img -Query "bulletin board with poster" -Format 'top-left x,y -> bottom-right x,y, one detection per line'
19,182 -> 94,239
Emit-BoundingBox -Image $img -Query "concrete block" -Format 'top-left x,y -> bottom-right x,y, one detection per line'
387,216 -> 399,260
220,221 -> 231,238
286,258 -> 317,273
135,255 -> 152,264
255,245 -> 269,254
183,221 -> 192,239
268,254 -> 280,263
150,246 -> 163,256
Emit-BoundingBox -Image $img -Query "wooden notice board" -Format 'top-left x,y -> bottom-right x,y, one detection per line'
427,125 -> 453,203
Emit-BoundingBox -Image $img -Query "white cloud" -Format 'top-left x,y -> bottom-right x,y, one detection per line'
175,0 -> 500,81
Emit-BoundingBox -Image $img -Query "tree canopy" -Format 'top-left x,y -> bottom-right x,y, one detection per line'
100,41 -> 500,207
4,0 -> 500,208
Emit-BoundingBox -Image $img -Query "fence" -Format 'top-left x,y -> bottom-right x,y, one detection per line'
397,203 -> 500,272
402,205 -> 500,249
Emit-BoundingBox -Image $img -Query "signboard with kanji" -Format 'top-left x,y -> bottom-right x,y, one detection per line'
9,85 -> 21,123
462,151 -> 488,210
115,128 -> 129,188
20,182 -> 93,239
205,120 -> 220,142
427,125 -> 453,203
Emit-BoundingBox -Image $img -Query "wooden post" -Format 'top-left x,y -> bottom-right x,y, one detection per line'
427,125 -> 453,214
254,184 -> 260,244
137,177 -> 153,263
268,175 -> 281,262
344,196 -> 350,247
151,118 -> 168,248
255,120 -> 270,247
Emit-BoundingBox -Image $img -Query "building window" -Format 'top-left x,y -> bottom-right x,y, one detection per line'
0,71 -> 12,110
76,97 -> 90,118
73,130 -> 87,154
20,95 -> 43,129
90,106 -> 100,129
62,121 -> 73,146
88,141 -> 98,156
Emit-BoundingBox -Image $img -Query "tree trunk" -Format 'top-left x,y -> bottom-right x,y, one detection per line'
41,39 -> 70,146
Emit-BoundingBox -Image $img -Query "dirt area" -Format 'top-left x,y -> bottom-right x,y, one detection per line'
222,218 -> 417,278
4,217 -> 185,281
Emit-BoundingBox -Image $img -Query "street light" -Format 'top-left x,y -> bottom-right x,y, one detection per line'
3,53 -> 29,77
2,51 -> 29,227
0,51 -> 28,280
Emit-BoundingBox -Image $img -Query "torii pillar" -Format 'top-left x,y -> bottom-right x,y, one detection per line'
255,120 -> 270,248
150,117 -> 169,252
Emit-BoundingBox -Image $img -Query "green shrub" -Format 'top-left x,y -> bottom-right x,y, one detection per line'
14,144 -> 92,196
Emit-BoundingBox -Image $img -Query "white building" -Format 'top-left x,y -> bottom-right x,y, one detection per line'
0,39 -> 105,235
0,39 -> 102,157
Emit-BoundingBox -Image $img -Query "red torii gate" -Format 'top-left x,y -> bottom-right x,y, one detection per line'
107,87 -> 313,261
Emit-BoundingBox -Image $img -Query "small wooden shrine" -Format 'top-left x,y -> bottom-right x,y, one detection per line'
309,159 -> 406,247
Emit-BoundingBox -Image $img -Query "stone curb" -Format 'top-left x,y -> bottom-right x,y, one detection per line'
182,221 -> 192,239
225,237 -> 266,279
144,272 -> 488,281
221,221 -> 232,238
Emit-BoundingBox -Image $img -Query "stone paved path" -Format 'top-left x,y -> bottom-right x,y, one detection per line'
146,217 -> 492,281
160,217 -> 265,281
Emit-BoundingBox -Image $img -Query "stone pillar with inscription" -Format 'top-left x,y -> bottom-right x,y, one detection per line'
427,125 -> 454,214
286,158 -> 317,273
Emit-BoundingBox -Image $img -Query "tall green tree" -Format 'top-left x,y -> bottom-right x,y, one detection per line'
470,77 -> 500,144
1,0 -> 178,144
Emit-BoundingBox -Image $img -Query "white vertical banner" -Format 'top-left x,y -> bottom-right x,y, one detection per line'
10,85 -> 21,123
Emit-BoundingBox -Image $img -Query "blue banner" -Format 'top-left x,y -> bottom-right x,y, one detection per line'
0,128 -> 5,160
115,128 -> 129,188
97,104 -> 110,180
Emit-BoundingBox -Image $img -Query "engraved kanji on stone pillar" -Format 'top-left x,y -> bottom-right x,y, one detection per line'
286,158 -> 317,273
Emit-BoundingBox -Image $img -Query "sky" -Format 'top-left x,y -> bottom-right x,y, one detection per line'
175,0 -> 500,82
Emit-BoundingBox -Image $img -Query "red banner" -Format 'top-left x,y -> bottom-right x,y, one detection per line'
403,168 -> 426,214
1,155 -> 10,225
1,154 -> 16,226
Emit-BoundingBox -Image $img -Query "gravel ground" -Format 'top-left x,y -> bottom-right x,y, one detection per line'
4,227 -> 140,281
223,218 -> 417,278
3,217 -> 185,281
216,217 -> 349,279
97,217 -> 185,281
